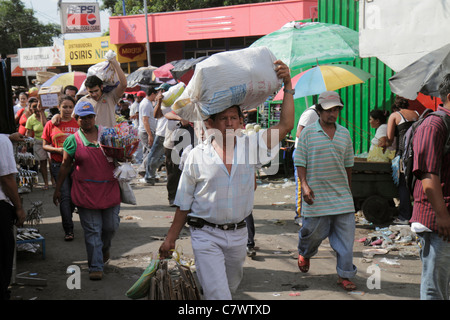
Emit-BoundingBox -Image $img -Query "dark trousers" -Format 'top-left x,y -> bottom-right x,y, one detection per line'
398,173 -> 413,221
0,201 -> 16,300
245,212 -> 255,248
164,147 -> 182,202
50,163 -> 75,234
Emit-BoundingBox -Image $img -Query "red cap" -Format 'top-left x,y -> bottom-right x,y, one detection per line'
137,91 -> 146,97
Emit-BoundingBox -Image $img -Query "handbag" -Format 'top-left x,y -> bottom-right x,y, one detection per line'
119,179 -> 137,205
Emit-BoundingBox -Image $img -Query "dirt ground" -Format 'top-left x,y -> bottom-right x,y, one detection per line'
9,169 -> 423,302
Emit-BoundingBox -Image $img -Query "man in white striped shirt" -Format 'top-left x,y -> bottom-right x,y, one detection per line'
159,60 -> 294,299
294,91 -> 357,291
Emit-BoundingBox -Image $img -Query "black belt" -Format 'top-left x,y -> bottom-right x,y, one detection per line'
187,216 -> 246,231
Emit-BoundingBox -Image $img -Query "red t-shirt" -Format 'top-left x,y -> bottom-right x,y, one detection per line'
42,118 -> 79,162
17,108 -> 29,136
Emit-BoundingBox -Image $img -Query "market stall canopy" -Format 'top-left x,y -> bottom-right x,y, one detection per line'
389,43 -> 450,100
359,0 -> 450,72
250,21 -> 359,76
127,66 -> 158,89
170,57 -> 209,84
273,64 -> 373,100
41,71 -> 87,90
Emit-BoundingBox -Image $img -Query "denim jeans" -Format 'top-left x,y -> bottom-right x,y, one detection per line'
50,162 -> 75,234
292,150 -> 301,219
138,130 -> 155,173
417,232 -> 450,300
145,135 -> 165,181
78,205 -> 120,272
298,213 -> 357,279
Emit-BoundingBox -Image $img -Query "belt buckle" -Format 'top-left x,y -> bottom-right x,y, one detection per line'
222,224 -> 229,230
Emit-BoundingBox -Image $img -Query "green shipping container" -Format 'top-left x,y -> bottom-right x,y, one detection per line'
313,0 -> 395,154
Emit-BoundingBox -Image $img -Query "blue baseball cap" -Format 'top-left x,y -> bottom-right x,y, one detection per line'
74,101 -> 96,117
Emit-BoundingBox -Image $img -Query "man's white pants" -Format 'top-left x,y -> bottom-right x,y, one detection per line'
190,225 -> 248,300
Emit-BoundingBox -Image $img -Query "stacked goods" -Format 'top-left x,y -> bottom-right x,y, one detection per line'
100,123 -> 139,161
172,46 -> 282,121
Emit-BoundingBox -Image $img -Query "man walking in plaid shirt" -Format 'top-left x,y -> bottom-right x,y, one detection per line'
411,74 -> 450,300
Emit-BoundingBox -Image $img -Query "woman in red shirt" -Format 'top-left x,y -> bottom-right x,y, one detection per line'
42,95 -> 79,241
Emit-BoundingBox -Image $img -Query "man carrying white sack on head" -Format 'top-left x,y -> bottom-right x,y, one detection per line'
159,60 -> 294,300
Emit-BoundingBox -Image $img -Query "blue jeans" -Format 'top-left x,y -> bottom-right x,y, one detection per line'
78,205 -> 120,272
298,213 -> 357,279
417,232 -> 450,300
145,135 -> 165,181
293,150 -> 301,219
50,162 -> 75,234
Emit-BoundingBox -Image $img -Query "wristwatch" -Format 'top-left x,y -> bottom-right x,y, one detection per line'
283,88 -> 295,95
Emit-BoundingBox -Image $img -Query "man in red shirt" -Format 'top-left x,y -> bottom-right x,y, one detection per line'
411,73 -> 450,300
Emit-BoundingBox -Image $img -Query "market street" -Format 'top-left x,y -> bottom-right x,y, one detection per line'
10,171 -> 422,301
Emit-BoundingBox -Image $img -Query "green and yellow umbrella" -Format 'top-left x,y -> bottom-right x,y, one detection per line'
274,64 -> 373,100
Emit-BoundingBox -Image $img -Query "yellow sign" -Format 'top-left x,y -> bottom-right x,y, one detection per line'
65,36 -> 147,65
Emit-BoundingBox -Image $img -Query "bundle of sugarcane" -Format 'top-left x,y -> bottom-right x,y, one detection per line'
126,255 -> 160,299
148,260 -> 201,300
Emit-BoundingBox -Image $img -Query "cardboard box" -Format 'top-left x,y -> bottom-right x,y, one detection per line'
38,85 -> 62,108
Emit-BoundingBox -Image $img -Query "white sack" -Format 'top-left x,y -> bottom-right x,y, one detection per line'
172,47 -> 281,121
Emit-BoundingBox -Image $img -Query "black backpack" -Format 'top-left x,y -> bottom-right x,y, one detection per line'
401,108 -> 450,196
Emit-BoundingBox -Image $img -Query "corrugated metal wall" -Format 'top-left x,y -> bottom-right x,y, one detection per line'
317,0 -> 395,154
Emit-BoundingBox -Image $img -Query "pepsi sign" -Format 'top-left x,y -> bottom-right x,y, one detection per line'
60,2 -> 101,34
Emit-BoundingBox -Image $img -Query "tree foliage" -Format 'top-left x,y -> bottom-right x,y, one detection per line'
102,0 -> 269,16
0,0 -> 61,57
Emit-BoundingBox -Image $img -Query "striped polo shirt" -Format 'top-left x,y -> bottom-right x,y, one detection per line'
411,106 -> 450,232
294,120 -> 355,217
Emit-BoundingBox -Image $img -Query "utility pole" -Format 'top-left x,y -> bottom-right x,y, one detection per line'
144,0 -> 151,66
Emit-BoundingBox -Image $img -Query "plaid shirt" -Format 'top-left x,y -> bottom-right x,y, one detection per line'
411,106 -> 450,232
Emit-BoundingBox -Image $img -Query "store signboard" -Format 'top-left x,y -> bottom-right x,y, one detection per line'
65,36 -> 147,65
60,2 -> 101,34
18,45 -> 65,68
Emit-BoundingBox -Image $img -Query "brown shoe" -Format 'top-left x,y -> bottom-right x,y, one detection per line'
89,271 -> 103,281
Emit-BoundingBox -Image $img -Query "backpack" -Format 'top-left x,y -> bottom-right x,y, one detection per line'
401,108 -> 450,196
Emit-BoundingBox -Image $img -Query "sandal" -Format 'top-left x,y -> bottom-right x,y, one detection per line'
64,233 -> 74,241
337,277 -> 356,291
298,255 -> 310,273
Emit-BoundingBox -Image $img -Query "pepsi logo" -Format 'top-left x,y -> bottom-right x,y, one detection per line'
87,14 -> 97,25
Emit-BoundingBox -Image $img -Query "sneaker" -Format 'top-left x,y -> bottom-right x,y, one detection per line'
89,271 -> 103,281
139,178 -> 155,186
246,246 -> 256,258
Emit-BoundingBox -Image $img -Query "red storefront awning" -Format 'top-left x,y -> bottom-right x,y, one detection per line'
109,0 -> 318,44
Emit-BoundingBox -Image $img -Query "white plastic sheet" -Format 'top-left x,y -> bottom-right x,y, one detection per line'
359,0 -> 450,72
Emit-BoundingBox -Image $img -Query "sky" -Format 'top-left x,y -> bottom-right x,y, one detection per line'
23,0 -> 111,42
